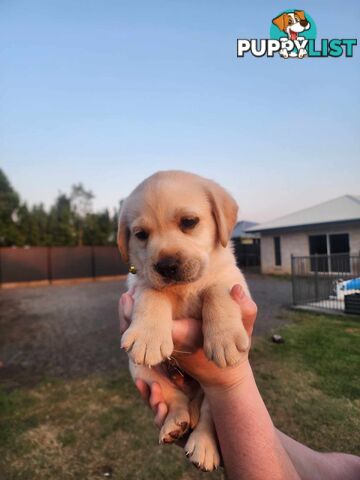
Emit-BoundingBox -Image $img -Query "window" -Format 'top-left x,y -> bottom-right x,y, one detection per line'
330,233 -> 350,272
309,233 -> 350,273
274,237 -> 281,266
309,235 -> 327,255
309,235 -> 328,272
329,233 -> 349,254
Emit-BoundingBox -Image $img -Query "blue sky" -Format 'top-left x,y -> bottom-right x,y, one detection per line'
1,0 -> 359,222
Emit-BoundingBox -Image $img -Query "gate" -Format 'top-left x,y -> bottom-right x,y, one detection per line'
291,254 -> 360,314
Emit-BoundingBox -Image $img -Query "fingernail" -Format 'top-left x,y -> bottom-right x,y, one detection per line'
234,284 -> 245,299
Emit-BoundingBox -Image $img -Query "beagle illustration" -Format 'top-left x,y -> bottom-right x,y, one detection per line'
272,10 -> 311,58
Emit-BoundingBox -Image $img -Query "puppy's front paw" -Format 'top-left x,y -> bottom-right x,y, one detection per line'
185,429 -> 220,472
121,326 -> 173,366
159,408 -> 190,444
204,327 -> 249,368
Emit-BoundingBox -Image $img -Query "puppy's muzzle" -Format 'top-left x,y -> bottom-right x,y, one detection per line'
300,19 -> 308,28
154,257 -> 180,280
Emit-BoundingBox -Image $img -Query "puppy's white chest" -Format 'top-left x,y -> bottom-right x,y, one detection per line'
172,289 -> 203,320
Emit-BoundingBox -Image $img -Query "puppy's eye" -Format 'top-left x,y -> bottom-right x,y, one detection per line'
180,217 -> 199,230
288,18 -> 293,25
134,230 -> 149,241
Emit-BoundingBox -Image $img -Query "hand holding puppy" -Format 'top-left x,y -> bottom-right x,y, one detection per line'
117,171 -> 255,471
120,283 -> 257,406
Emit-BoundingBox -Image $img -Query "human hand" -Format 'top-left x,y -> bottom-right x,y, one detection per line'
119,284 -> 257,392
172,284 -> 257,391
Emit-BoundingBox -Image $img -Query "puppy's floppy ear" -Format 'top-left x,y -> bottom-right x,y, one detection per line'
117,200 -> 130,263
272,13 -> 287,32
205,180 -> 238,247
295,10 -> 306,21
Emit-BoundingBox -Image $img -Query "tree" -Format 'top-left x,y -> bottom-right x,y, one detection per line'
17,203 -> 50,246
48,193 -> 76,246
0,169 -> 120,247
0,169 -> 23,246
83,209 -> 115,245
70,183 -> 94,246
30,204 -> 50,245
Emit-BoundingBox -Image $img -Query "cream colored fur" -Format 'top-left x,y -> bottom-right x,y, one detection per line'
119,171 -> 250,471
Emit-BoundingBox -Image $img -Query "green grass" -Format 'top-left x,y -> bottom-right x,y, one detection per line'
0,311 -> 359,479
251,311 -> 360,454
0,374 -> 222,480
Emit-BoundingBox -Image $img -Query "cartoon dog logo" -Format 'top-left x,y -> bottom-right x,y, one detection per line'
272,10 -> 311,58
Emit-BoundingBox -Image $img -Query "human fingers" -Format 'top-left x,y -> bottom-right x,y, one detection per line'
149,382 -> 165,413
149,382 -> 168,428
135,380 -> 168,429
135,378 -> 151,403
230,284 -> 258,337
172,286 -> 257,350
119,293 -> 134,334
122,292 -> 135,322
172,318 -> 203,352
154,402 -> 168,429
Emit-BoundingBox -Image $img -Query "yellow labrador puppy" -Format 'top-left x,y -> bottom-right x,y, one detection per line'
118,171 -> 250,471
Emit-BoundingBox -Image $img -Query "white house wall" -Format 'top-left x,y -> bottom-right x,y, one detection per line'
260,225 -> 360,274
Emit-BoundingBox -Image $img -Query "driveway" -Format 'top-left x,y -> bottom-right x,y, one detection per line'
247,273 -> 292,335
0,274 -> 292,387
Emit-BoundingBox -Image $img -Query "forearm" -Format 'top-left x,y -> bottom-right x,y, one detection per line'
277,430 -> 360,480
203,363 -> 300,480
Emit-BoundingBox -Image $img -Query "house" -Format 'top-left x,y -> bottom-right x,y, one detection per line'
231,220 -> 260,241
231,221 -> 260,269
246,195 -> 360,274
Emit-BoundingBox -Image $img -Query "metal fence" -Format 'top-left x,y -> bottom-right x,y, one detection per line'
0,246 -> 128,285
0,242 -> 261,286
291,254 -> 360,315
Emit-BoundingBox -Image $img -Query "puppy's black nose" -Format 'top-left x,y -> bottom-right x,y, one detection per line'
154,257 -> 179,279
300,19 -> 308,27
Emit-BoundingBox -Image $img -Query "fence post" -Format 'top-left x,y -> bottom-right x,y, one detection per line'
0,248 -> 2,286
314,254 -> 319,302
47,246 -> 52,284
91,245 -> 96,281
291,254 -> 296,305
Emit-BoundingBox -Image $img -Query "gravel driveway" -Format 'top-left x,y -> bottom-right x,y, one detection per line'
0,274 -> 292,388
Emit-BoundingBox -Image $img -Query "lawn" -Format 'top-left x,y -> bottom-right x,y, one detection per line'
0,311 -> 359,479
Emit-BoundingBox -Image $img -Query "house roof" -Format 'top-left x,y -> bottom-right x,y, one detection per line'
247,195 -> 360,233
231,220 -> 259,238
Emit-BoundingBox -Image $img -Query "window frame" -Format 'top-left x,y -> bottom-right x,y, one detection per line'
274,236 -> 281,267
308,232 -> 350,273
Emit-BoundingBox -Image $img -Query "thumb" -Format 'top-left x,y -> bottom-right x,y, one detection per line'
230,284 -> 257,336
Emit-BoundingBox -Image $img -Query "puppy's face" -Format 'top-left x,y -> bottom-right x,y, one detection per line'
272,11 -> 310,40
118,171 -> 238,289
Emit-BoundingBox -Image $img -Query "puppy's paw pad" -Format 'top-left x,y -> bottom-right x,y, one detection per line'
159,411 -> 190,444
185,431 -> 220,472
122,327 -> 173,366
235,332 -> 250,352
144,336 -> 173,366
121,328 -> 138,353
204,331 -> 249,368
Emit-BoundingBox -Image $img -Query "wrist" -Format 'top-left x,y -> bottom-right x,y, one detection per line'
201,359 -> 253,397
